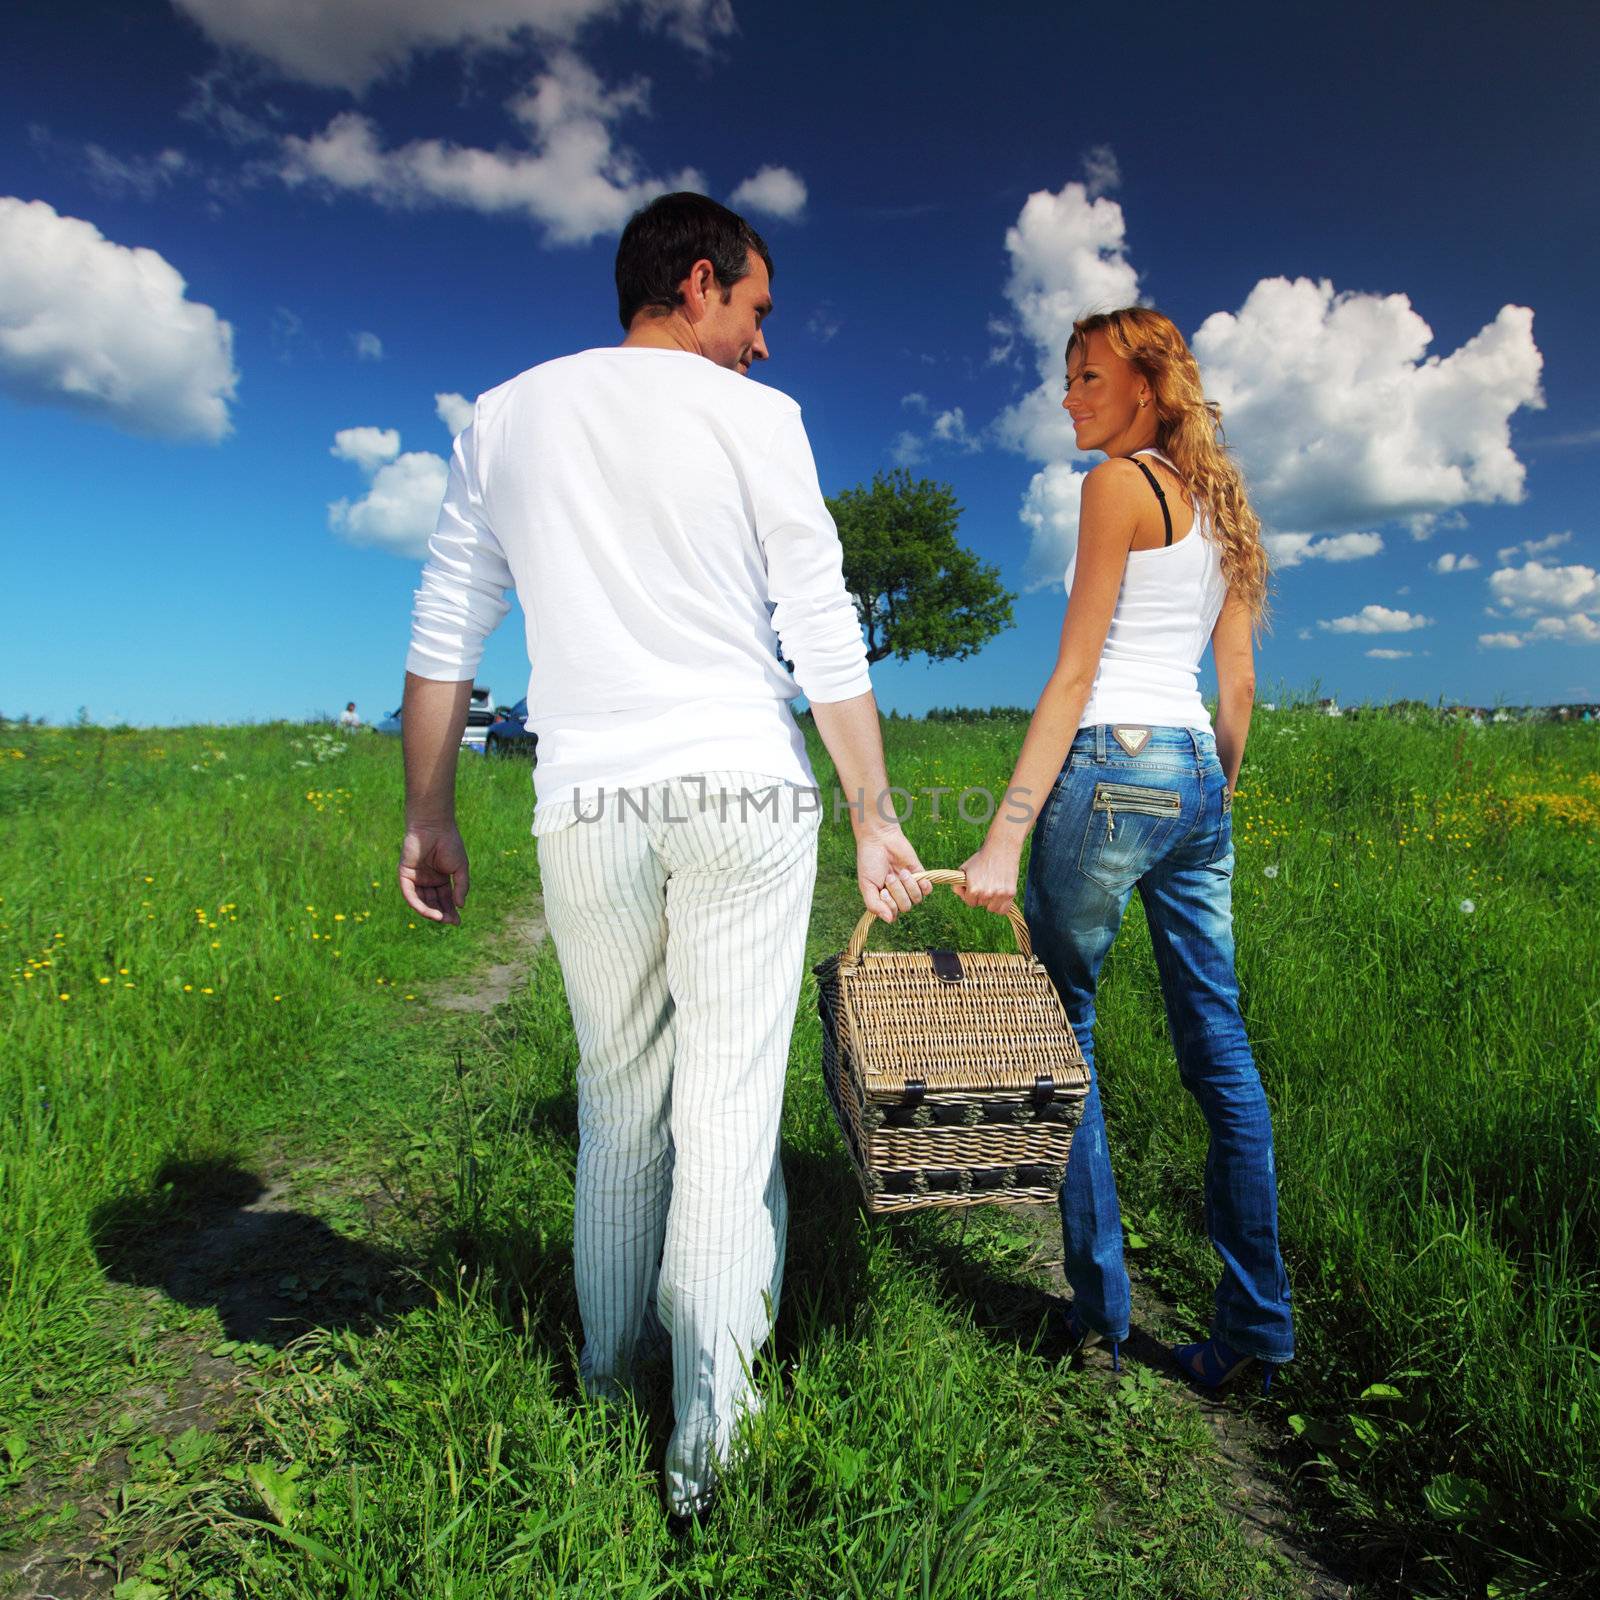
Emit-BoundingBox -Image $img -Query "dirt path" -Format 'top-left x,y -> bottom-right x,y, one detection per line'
1006,1202 -> 1358,1599
419,903 -> 547,1013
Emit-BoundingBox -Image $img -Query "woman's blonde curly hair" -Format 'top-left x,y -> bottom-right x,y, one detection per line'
1069,306 -> 1271,630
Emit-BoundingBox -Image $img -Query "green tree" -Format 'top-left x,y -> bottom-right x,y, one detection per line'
824,469 -> 1014,665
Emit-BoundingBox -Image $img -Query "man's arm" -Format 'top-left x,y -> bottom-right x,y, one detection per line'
400,674 -> 474,922
398,415 -> 513,925
753,411 -> 926,922
807,688 -> 928,923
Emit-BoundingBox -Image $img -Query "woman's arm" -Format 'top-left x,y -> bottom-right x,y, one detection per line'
953,460 -> 1143,913
1210,589 -> 1256,792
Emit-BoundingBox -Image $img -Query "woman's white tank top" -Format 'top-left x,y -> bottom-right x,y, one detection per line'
1063,448 -> 1229,734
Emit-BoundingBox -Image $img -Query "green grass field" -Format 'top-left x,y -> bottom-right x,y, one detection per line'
2,709 -> 1596,1598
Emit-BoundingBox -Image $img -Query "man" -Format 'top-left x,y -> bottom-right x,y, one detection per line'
397,192 -> 926,1521
338,701 -> 361,730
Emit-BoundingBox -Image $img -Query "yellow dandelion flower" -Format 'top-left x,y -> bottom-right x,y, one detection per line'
98,976 -> 111,985
210,940 -> 221,949
201,986 -> 214,994
59,993 -> 70,1001
183,983 -> 193,992
334,913 -> 346,922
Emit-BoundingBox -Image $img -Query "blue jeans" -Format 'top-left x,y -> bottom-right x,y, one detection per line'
1022,723 -> 1294,1363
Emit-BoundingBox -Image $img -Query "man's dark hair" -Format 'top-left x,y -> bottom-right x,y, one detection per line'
615,192 -> 773,330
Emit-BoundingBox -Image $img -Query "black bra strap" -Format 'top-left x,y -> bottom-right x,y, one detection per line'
1130,457 -> 1173,546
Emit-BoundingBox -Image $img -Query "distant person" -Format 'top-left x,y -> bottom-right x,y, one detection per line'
395,193 -> 926,1523
953,306 -> 1293,1393
337,701 -> 362,730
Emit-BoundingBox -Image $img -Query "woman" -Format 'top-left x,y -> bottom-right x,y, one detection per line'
954,306 -> 1292,1391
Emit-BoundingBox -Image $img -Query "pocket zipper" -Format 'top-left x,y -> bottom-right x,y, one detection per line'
1091,782 -> 1182,842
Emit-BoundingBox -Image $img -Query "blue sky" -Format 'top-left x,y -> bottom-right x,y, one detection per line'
3,0 -> 1597,726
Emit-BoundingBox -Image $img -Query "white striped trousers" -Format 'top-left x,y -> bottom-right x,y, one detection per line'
534,769 -> 820,1514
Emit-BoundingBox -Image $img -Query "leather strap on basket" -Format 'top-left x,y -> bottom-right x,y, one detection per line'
843,868 -> 1034,965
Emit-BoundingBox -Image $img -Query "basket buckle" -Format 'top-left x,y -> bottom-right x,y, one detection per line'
929,948 -> 964,984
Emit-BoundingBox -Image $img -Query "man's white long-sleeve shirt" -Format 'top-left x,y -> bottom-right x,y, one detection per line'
404,347 -> 872,828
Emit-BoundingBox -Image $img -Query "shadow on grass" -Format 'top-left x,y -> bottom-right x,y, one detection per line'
91,1157 -> 421,1347
874,1202 -> 1175,1376
772,1140 -> 877,1362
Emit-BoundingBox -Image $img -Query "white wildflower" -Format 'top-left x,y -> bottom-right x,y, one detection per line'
1263,865 -> 1280,879
1460,899 -> 1476,914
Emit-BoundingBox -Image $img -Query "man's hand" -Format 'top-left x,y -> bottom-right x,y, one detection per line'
399,820 -> 470,925
856,827 -> 930,923
952,838 -> 1022,916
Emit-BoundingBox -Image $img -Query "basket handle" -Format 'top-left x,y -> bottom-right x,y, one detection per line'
844,868 -> 1034,965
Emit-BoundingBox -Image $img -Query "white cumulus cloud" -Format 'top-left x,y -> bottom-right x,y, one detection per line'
997,174 -> 1141,469
1431,551 -> 1481,573
1489,560 -> 1600,617
995,183 -> 1546,586
1529,614 -> 1600,643
353,329 -> 384,360
1266,531 -> 1384,569
83,144 -> 191,199
0,196 -> 237,442
172,0 -> 735,93
728,165 -> 807,220
1479,632 -> 1524,649
995,165 -> 1143,586
931,406 -> 980,451
435,391 -> 475,436
1020,463 -> 1091,589
281,51 -> 706,246
1318,605 -> 1432,635
1192,283 -> 1544,532
1365,648 -> 1413,659
889,430 -> 925,468
1496,530 -> 1571,563
330,425 -> 401,472
329,436 -> 448,558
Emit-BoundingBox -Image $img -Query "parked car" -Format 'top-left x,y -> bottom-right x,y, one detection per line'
373,684 -> 498,756
485,697 -> 538,761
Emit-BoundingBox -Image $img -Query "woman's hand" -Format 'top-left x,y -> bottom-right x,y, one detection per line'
953,838 -> 1023,915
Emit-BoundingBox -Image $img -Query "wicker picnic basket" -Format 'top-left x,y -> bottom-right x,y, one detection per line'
814,869 -> 1090,1213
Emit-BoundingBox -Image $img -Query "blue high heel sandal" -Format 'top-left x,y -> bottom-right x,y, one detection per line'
1060,1301 -> 1120,1373
1172,1335 -> 1277,1397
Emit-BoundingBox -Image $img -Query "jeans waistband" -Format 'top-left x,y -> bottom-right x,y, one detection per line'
1070,723 -> 1216,760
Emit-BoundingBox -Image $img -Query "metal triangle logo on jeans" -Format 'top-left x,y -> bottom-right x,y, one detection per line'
1111,724 -> 1152,756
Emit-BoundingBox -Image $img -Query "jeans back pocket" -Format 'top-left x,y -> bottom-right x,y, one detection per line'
1078,780 -> 1182,892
